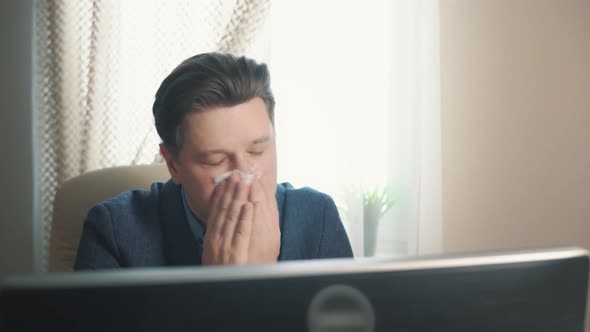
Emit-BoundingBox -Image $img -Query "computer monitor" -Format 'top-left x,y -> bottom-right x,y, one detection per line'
1,247 -> 588,332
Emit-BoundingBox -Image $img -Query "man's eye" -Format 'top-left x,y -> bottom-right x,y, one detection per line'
204,158 -> 226,166
248,151 -> 264,156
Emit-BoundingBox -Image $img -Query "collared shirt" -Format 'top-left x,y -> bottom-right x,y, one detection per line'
181,186 -> 205,254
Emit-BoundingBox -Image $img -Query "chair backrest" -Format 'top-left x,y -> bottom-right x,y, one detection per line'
49,163 -> 170,272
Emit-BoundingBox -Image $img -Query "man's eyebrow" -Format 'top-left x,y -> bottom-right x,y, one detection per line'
251,136 -> 271,145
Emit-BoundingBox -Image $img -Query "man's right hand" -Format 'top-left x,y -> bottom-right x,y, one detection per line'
202,173 -> 254,265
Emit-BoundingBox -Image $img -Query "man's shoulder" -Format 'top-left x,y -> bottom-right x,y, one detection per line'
277,182 -> 331,201
275,182 -> 352,260
99,181 -> 162,207
95,180 -> 179,218
276,182 -> 335,215
76,180 -> 178,269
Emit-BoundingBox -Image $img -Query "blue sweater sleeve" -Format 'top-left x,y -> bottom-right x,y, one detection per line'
74,203 -> 122,270
316,194 -> 354,259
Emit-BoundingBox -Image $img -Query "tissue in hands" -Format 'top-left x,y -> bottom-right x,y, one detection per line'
213,166 -> 261,186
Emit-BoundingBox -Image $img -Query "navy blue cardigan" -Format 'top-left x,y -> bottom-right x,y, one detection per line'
74,180 -> 353,269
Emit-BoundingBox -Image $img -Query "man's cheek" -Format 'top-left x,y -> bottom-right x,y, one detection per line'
205,185 -> 217,203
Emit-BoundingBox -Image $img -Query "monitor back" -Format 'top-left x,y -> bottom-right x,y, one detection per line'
1,247 -> 588,332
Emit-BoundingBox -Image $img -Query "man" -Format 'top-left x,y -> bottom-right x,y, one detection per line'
75,52 -> 353,269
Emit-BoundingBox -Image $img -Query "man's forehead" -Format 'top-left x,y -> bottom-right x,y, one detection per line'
192,133 -> 274,155
179,98 -> 273,152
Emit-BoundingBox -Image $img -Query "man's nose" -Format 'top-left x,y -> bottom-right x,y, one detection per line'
232,154 -> 252,173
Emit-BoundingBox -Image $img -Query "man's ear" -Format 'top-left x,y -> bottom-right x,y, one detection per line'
160,144 -> 182,184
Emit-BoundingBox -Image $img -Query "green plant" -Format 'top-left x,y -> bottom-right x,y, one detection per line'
362,185 -> 400,223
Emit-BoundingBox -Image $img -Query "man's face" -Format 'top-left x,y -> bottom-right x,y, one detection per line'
161,97 -> 277,223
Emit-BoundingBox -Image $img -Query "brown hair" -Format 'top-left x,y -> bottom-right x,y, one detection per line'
153,52 -> 275,156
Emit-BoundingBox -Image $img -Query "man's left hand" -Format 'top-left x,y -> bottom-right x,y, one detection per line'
247,176 -> 280,263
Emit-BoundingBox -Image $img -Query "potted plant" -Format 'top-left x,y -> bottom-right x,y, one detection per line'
362,185 -> 399,256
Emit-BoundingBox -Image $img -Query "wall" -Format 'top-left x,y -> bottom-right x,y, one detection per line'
441,1 -> 590,330
441,0 -> 590,253
0,0 -> 36,273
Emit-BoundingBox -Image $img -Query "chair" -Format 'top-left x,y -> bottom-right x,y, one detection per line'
49,163 -> 170,272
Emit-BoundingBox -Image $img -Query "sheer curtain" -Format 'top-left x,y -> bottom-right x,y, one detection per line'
268,0 -> 441,257
36,0 -> 271,270
36,0 -> 440,267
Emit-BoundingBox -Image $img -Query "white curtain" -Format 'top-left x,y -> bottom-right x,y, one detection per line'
36,0 -> 441,265
36,0 -> 271,270
268,0 -> 441,257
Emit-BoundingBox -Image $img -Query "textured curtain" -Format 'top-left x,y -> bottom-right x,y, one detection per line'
35,0 -> 271,270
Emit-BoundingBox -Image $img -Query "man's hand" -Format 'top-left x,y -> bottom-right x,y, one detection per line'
248,176 -> 281,263
201,173 -> 280,265
202,173 -> 253,265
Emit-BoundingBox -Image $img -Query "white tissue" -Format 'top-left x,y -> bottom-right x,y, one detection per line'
213,169 -> 259,186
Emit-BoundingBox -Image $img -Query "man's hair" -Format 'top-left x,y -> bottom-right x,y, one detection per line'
153,52 -> 275,156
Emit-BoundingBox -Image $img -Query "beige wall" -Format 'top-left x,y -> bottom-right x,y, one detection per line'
441,0 -> 590,252
441,2 -> 590,329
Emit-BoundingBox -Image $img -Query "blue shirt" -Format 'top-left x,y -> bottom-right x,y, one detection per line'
181,186 -> 205,253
